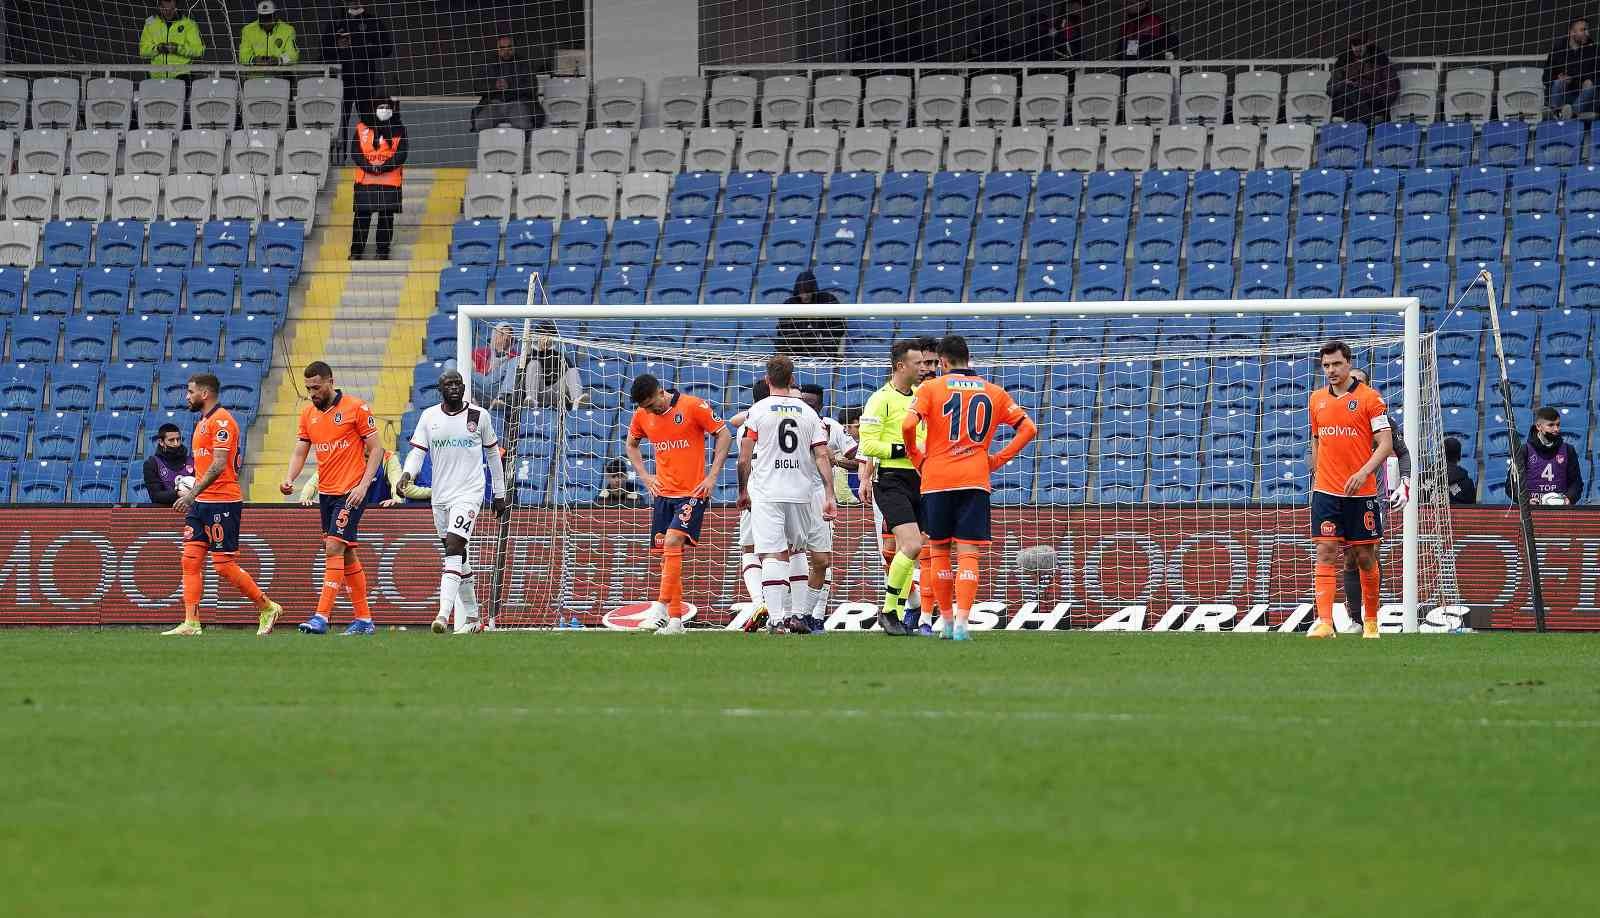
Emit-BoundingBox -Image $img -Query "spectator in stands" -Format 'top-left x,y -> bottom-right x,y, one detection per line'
776,271 -> 844,358
139,0 -> 205,82
1547,17 -> 1599,118
476,321 -> 586,409
473,322 -> 518,376
594,458 -> 645,508
143,423 -> 195,507
1330,31 -> 1400,124
1052,1 -> 1090,61
349,96 -> 406,260
323,2 -> 395,151
1116,0 -> 1171,63
471,35 -> 540,133
1508,407 -> 1585,504
1445,436 -> 1477,504
239,1 -> 300,74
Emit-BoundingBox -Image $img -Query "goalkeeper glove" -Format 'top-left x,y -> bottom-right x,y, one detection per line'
1387,477 -> 1411,513
492,496 -> 509,521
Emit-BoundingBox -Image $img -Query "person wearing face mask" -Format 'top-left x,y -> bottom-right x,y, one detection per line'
322,3 -> 394,152
239,2 -> 300,76
350,96 -> 406,260
143,422 -> 196,506
1508,406 -> 1585,505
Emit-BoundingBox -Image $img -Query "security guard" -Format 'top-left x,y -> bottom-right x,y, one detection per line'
239,2 -> 300,75
139,0 -> 205,81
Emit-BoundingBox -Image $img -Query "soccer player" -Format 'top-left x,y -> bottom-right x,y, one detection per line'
625,372 -> 733,636
726,379 -> 772,631
859,338 -> 939,635
399,370 -> 509,634
279,361 -> 385,635
738,356 -> 836,634
1342,366 -> 1411,628
798,382 -> 858,631
162,373 -> 284,636
1307,341 -> 1394,640
903,335 -> 1037,641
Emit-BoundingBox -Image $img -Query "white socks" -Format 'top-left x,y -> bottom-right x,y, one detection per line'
454,562 -> 480,632
440,555 -> 464,621
761,557 -> 789,619
741,551 -> 762,607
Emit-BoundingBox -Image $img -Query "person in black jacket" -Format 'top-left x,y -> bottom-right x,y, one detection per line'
1507,407 -> 1585,504
349,96 -> 406,260
1444,436 -> 1476,504
322,3 -> 394,152
1331,32 -> 1400,124
470,35 -> 540,132
1547,17 -> 1599,117
776,271 -> 844,358
143,423 -> 195,506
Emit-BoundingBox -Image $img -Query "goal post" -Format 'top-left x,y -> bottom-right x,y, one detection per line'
458,295 -> 1451,634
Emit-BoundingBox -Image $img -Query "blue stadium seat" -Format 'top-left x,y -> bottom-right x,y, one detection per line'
1085,171 -> 1134,219
184,266 -> 236,315
95,220 -> 145,269
660,217 -> 711,265
1347,214 -> 1396,263
608,218 -> 660,267
1074,262 -> 1124,301
448,219 -> 500,266
1423,122 -> 1473,168
1543,357 -> 1592,407
814,263 -> 859,301
1479,120 -> 1529,168
104,364 -> 156,412
774,172 -> 823,219
42,220 -> 92,268
1400,260 -> 1449,312
80,266 -> 132,316
1138,169 -> 1188,218
0,411 -> 29,461
1297,169 -> 1347,217
49,363 -> 98,412
118,315 -> 171,363
930,171 -> 980,219
172,315 -> 220,362
1401,168 -> 1452,216
711,216 -> 763,265
724,172 -> 772,220
0,268 -> 23,317
1350,168 -> 1399,215
1034,171 -> 1082,218
867,216 -> 918,266
1020,215 -> 1072,263
1454,260 -> 1506,312
879,171 -> 928,219
1183,262 -> 1231,299
64,315 -> 113,363
1436,317 -> 1481,360
1202,458 -> 1254,503
1191,169 -> 1238,218
1371,122 -> 1421,169
0,364 -> 44,410
1238,262 -> 1287,299
914,263 -> 964,302
505,218 -> 554,267
1023,262 -> 1072,302
667,172 -> 720,219
1567,210 -> 1600,260
1566,165 -> 1600,212
33,411 -> 83,461
1344,261 -> 1395,297
1510,260 -> 1560,310
1130,264 -> 1178,300
10,315 -> 60,362
225,315 -> 272,364
70,459 -> 123,502
1132,216 -> 1181,267
1534,119 -> 1584,167
1457,213 -> 1506,262
1038,457 -> 1088,505
436,266 -> 491,311
546,265 -> 597,304
1458,166 -> 1506,215
767,217 -> 816,267
648,264 -> 702,304
132,266 -> 182,315
556,217 -> 607,267
1399,214 -> 1448,263
1542,309 -> 1589,359
1293,214 -> 1342,262
1511,213 -> 1559,265
1149,459 -> 1200,502
1096,459 -> 1146,504
255,220 -> 304,276
825,171 -> 876,218
1182,215 -> 1231,264
968,263 -> 1017,302
598,265 -> 649,306
1292,260 -> 1341,298
16,461 -> 68,503
703,264 -> 754,304
148,220 -> 198,268
981,171 -> 1032,218
754,263 -> 800,303
861,263 -> 911,303
423,313 -> 456,362
1316,123 -> 1367,169
212,362 -> 259,415
1078,216 -> 1128,266
1242,170 -> 1290,218
1240,215 -> 1287,263
1493,318 -> 1534,360
969,217 -> 1020,265
26,267 -> 79,316
239,266 -> 290,320
200,220 -> 249,268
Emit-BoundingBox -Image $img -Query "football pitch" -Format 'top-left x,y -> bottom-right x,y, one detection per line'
3,629 -> 1597,917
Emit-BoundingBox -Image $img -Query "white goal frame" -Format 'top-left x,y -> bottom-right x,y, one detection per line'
458,296 -> 1425,632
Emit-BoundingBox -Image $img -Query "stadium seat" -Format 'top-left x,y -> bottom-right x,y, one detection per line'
1457,213 -> 1506,262
239,267 -> 290,320
774,172 -> 822,220
1022,262 -> 1072,302
423,314 -> 456,363
1567,211 -> 1600,262
861,264 -> 911,303
815,217 -> 866,266
146,220 -> 197,268
657,218 -> 709,266
911,263 -> 962,303
254,220 -> 304,276
1316,123 -> 1367,169
0,411 -> 32,461
1024,216 -> 1077,263
1048,126 -> 1100,172
170,314 -> 222,362
1344,261 -> 1395,298
1191,169 -> 1238,218
1240,216 -> 1288,262
41,221 -> 92,268
76,266 -> 130,317
1209,125 -> 1260,171
970,263 -> 1019,302
198,220 -> 249,268
491,265 -> 538,305
1137,170 -> 1188,219
752,264 -> 798,303
1346,214 -> 1396,263
70,459 -> 123,502
1423,122 -> 1473,168
1510,166 -> 1560,215
997,127 -> 1048,172
1034,171 -> 1082,218
10,315 -> 60,362
1184,262 -> 1232,299
65,314 -> 113,362
1458,166 -> 1506,215
1293,215 -> 1342,262
1130,263 -> 1178,300
1399,213 -> 1448,263
1400,260 -> 1450,311
555,217 -> 608,267
878,171 -> 927,219
1541,310 -> 1590,358
711,216 -> 763,265
49,363 -> 98,412
1238,262 -> 1287,299
1455,260 -> 1507,312
665,172 -> 719,221
543,265 -> 596,304
25,267 -> 78,316
919,217 -> 971,267
1084,171 -> 1134,219
0,267 -> 22,316
1479,120 -> 1529,168
605,218 -> 660,268
1075,262 -> 1124,302
649,264 -> 702,304
1400,167 -> 1452,216
1133,216 -> 1181,267
684,127 -> 737,172
224,315 -> 272,364
1510,260 -> 1560,310
1347,168 -> 1399,216
33,411 -> 83,461
1437,360 -> 1483,407
184,266 -> 236,316
448,219 -> 500,266
1511,213 -> 1558,265
723,172 -> 772,220
1371,122 -> 1421,168
16,461 -> 67,503
1297,169 -> 1347,217
619,171 -> 669,221
502,218 -> 553,268
1262,123 -> 1314,170
1534,119 -> 1584,166
929,171 -> 980,220
974,218 -> 1024,265
759,217 -> 812,268
738,127 -> 789,173
599,266 -> 649,306
1293,261 -> 1341,299
1242,170 -> 1291,218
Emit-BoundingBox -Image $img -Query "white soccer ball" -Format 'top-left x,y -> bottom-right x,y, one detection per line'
175,475 -> 197,496
1537,492 -> 1570,506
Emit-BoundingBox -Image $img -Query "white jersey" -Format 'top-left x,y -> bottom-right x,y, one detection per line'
812,417 -> 857,486
744,394 -> 825,504
408,403 -> 500,509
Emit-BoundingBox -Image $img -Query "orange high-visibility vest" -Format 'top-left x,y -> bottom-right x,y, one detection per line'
355,122 -> 403,187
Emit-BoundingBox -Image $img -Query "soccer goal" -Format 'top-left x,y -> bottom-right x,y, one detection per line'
457,293 -> 1459,633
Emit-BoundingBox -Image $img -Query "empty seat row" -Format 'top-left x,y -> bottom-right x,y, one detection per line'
0,75 -> 342,133
0,127 -> 333,183
0,314 -> 275,366
0,265 -> 290,318
0,361 -> 263,415
1317,119 -> 1600,170
0,173 -> 317,227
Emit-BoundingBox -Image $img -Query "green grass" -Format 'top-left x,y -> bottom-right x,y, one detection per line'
2,629 -> 1598,917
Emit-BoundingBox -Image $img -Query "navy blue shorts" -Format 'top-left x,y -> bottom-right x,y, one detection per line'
185,501 -> 243,553
651,495 -> 707,549
319,492 -> 367,545
921,488 -> 992,544
1310,491 -> 1383,544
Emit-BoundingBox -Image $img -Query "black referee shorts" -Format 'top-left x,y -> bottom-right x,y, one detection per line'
874,468 -> 924,534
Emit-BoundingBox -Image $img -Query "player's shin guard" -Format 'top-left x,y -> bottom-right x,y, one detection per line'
440,555 -> 465,622
181,541 -> 205,621
955,553 -> 980,624
211,552 -> 266,606
882,552 -> 915,620
317,554 -> 346,617
455,566 -> 481,631
812,568 -> 832,617
788,553 -> 810,619
930,544 -> 955,626
344,558 -> 372,620
761,557 -> 789,619
659,546 -> 684,618
740,551 -> 762,607
1360,563 -> 1380,624
1314,563 -> 1338,625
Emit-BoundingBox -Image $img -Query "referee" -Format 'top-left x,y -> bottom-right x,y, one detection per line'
859,337 -> 938,635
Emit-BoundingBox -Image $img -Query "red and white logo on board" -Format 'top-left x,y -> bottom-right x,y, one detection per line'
602,602 -> 698,631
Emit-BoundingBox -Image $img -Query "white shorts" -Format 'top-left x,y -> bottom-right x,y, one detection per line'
750,500 -> 830,554
433,501 -> 481,542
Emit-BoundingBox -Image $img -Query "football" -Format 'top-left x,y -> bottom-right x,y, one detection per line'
175,475 -> 197,496
1537,492 -> 1570,506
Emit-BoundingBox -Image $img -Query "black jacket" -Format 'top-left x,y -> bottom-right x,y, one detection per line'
1508,426 -> 1585,503
777,270 -> 845,358
1548,39 -> 1600,85
477,55 -> 537,105
1447,462 -> 1477,505
321,10 -> 394,96
142,451 -> 192,506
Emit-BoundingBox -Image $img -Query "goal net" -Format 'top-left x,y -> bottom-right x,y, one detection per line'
460,296 -> 1461,633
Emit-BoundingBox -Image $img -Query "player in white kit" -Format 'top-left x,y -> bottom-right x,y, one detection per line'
398,370 -> 509,634
728,379 -> 771,629
737,356 -> 836,634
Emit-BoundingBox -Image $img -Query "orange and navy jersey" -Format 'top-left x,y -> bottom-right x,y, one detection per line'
298,391 -> 378,495
627,392 -> 725,498
910,369 -> 1029,493
1310,379 -> 1389,497
192,405 -> 244,503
